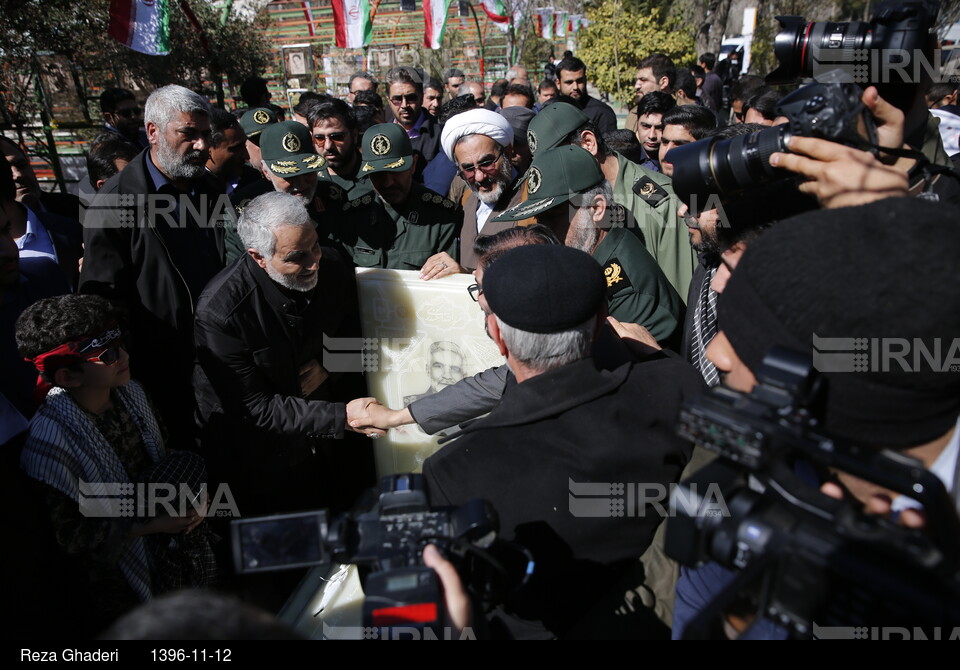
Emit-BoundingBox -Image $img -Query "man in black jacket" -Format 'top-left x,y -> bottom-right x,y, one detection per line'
423,244 -> 703,638
194,191 -> 376,517
79,84 -> 229,446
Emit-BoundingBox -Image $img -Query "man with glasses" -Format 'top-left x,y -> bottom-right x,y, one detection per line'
439,108 -> 527,271
346,71 -> 378,106
99,88 -> 148,148
306,98 -> 371,200
385,67 -> 442,182
327,124 -> 459,270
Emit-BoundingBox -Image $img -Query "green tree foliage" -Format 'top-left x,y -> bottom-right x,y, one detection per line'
578,3 -> 696,104
0,0 -> 274,126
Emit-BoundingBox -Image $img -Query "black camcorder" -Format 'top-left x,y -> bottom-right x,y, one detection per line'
665,348 -> 960,638
231,473 -> 500,633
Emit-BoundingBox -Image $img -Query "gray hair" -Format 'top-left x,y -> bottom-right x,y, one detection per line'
457,81 -> 482,97
144,85 -> 211,131
566,180 -> 615,253
237,191 -> 311,259
495,315 -> 594,374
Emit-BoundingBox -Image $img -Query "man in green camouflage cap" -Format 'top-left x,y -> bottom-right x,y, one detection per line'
494,145 -> 684,348
226,121 -> 343,262
527,102 -> 695,300
327,123 -> 460,271
239,107 -> 277,178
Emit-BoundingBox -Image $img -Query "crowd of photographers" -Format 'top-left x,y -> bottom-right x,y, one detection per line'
2,4 -> 960,638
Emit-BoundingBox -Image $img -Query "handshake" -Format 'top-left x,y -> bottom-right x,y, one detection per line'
344,398 -> 414,439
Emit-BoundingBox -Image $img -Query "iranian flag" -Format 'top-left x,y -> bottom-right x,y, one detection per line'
332,0 -> 373,49
424,0 -> 453,49
480,0 -> 510,24
554,10 -> 567,37
109,0 -> 171,56
302,1 -> 317,37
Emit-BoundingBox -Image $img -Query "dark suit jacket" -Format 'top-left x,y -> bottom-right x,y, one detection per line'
680,253 -> 717,364
424,354 -> 703,636
409,114 -> 442,182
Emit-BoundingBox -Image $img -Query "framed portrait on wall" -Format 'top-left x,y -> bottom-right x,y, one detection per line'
282,44 -> 314,87
354,269 -> 504,477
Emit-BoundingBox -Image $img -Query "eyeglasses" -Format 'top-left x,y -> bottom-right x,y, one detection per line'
115,106 -> 143,119
733,109 -> 747,122
458,149 -> 504,179
84,343 -> 125,365
467,283 -> 483,302
389,94 -> 420,105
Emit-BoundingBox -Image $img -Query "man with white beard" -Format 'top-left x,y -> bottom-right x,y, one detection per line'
193,192 -> 379,518
440,108 -> 527,271
80,84 -> 227,445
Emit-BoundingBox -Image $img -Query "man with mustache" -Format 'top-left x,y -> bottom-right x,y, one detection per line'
306,98 -> 372,201
80,85 -> 227,446
439,108 -> 527,272
327,124 -> 459,270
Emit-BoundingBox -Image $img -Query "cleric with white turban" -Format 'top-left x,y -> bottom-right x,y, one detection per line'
440,108 -> 515,162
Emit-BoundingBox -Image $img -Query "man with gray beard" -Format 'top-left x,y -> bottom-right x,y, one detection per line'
439,108 -> 528,271
193,192 -> 378,518
80,84 -> 228,446
494,145 -> 684,349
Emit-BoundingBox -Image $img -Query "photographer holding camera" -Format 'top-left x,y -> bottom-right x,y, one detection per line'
672,197 -> 960,638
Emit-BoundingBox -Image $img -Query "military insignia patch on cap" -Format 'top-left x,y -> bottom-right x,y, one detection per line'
282,133 -> 302,153
527,167 -> 543,194
362,163 -> 375,172
384,158 -> 405,169
271,163 -> 299,175
603,258 -> 632,295
370,134 -> 391,156
633,177 -> 668,206
527,129 -> 538,154
302,154 -> 326,170
253,109 -> 271,125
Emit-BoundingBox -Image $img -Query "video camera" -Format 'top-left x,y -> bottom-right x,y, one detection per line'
231,473 -> 500,632
665,348 -> 960,638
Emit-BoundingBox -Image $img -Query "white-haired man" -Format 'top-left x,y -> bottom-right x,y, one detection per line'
80,84 -> 229,445
439,108 -> 528,271
194,191 -> 378,517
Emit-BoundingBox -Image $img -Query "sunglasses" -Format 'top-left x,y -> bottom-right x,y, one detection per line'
458,149 -> 504,179
115,106 -> 143,119
390,94 -> 420,105
312,132 -> 347,144
467,283 -> 483,302
84,343 -> 125,365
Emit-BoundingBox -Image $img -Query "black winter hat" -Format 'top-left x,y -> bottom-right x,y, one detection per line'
718,197 -> 960,448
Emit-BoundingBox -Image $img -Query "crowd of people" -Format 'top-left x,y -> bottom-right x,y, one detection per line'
2,45 -> 959,639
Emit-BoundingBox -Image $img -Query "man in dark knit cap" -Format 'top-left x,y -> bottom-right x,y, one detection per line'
423,244 -> 704,639
674,197 -> 960,638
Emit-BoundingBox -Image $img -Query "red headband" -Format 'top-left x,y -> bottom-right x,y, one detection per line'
25,323 -> 123,403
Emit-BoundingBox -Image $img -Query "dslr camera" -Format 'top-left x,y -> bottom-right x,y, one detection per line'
668,80 -> 877,210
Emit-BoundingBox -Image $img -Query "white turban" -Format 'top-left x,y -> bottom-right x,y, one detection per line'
440,109 -> 515,162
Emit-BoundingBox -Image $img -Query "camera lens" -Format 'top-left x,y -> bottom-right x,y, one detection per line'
767,16 -> 872,83
667,127 -> 790,212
